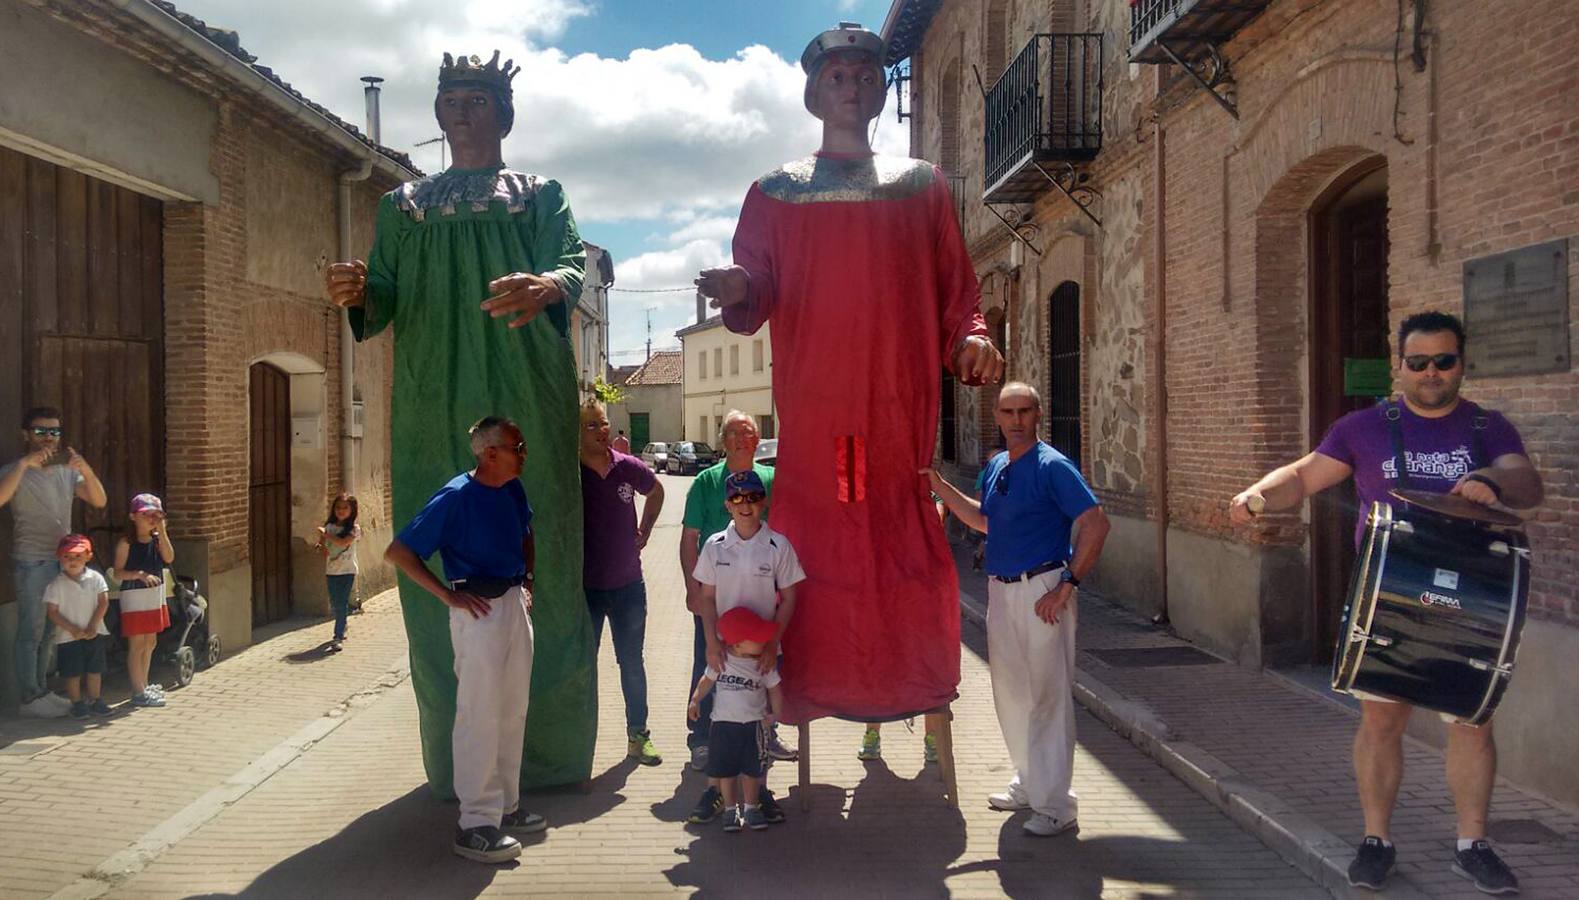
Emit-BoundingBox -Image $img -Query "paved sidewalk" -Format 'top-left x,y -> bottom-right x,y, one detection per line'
951,545 -> 1579,899
2,474 -> 1327,898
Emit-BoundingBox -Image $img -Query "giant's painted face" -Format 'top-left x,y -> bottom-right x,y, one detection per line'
808,50 -> 885,127
436,87 -> 507,140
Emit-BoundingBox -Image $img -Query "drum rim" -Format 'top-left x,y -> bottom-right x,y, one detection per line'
1388,487 -> 1525,528
1333,501 -> 1392,694
1462,530 -> 1530,726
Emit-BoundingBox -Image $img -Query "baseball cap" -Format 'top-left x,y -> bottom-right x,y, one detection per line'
724,470 -> 766,498
717,607 -> 777,646
56,533 -> 93,557
130,493 -> 164,515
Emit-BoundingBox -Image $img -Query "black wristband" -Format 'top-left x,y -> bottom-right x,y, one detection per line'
1463,472 -> 1503,501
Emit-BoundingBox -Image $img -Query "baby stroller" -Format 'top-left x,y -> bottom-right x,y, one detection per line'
105,573 -> 219,688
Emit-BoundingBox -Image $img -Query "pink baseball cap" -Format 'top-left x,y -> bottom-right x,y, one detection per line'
130,493 -> 164,515
56,533 -> 93,557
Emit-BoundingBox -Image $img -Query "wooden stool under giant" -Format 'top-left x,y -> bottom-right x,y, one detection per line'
795,705 -> 959,810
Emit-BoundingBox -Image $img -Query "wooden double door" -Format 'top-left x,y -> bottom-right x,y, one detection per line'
0,146 -> 164,565
248,363 -> 291,626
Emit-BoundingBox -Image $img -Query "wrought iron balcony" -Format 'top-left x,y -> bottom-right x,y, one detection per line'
983,34 -> 1103,205
1128,0 -> 1272,65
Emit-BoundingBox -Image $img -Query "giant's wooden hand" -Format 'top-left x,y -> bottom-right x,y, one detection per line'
483,272 -> 563,329
695,265 -> 749,310
325,260 -> 367,309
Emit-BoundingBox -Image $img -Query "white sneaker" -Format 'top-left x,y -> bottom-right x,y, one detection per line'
146,684 -> 166,697
43,692 -> 73,710
20,696 -> 67,718
988,789 -> 1030,811
1023,813 -> 1077,837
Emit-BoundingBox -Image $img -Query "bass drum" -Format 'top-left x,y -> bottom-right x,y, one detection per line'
1332,491 -> 1529,725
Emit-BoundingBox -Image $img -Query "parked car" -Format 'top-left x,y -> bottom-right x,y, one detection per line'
639,442 -> 669,471
753,438 -> 778,467
666,441 -> 719,475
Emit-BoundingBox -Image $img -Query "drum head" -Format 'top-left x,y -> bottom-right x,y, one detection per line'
1389,488 -> 1524,527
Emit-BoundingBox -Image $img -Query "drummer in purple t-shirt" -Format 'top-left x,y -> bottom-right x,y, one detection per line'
1229,311 -> 1542,895
578,399 -> 666,766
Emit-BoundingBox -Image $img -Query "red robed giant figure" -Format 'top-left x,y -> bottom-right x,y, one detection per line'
697,23 -> 1004,724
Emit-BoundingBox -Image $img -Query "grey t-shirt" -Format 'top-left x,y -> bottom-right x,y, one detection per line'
0,463 -> 82,561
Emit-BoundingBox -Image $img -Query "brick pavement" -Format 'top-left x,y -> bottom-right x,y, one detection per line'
1,474 -> 1328,898
951,546 -> 1579,899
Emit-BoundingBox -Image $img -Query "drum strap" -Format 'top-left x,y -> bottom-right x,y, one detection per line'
1470,413 -> 1489,470
1384,401 -> 1411,489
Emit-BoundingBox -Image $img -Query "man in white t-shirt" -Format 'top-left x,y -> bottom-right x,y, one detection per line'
0,407 -> 108,716
688,469 -> 805,825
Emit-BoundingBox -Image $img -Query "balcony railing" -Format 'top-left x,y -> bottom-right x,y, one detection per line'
1128,0 -> 1272,64
983,34 -> 1103,204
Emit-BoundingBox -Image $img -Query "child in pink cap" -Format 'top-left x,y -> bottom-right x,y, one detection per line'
113,493 -> 174,707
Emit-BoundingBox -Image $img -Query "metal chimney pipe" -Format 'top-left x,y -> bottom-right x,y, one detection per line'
696,290 -> 707,325
361,76 -> 384,143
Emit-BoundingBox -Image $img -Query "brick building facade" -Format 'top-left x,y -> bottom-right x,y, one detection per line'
0,0 -> 415,693
889,0 -> 1579,803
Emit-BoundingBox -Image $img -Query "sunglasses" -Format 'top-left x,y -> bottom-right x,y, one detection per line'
727,492 -> 766,505
1403,353 -> 1460,373
493,441 -> 526,456
29,426 -> 63,437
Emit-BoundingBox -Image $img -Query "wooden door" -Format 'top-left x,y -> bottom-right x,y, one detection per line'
629,413 -> 650,451
249,363 -> 291,626
1047,281 -> 1082,467
1310,190 -> 1390,661
0,146 -> 164,569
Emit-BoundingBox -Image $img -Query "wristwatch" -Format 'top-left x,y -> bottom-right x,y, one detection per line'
1059,569 -> 1080,588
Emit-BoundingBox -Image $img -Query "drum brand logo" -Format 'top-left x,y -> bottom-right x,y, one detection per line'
1420,590 -> 1462,610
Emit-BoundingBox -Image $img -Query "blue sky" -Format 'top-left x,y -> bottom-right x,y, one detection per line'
173,0 -> 910,366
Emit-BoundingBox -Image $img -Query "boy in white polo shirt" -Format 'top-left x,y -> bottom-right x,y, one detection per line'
43,534 -> 112,718
691,469 -> 806,825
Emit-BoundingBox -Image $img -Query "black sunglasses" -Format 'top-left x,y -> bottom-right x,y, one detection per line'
29,426 -> 63,437
727,492 -> 766,505
1403,353 -> 1460,373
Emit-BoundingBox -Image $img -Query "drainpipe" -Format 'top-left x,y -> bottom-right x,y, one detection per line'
1150,90 -> 1171,626
334,77 -> 382,489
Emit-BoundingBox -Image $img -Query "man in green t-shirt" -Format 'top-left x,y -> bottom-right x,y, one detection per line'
678,411 -> 784,820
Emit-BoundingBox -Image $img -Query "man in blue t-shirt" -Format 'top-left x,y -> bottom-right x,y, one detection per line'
384,416 -> 546,865
1229,311 -> 1542,894
927,382 -> 1110,839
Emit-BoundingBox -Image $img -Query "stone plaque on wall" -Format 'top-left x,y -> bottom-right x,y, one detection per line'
1463,239 -> 1570,377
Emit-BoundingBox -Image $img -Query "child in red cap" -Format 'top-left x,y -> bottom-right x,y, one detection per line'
688,606 -> 784,832
43,534 -> 112,717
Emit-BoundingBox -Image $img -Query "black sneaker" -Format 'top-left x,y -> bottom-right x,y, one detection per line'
1347,836 -> 1396,890
501,809 -> 547,834
452,825 -> 521,864
757,787 -> 786,824
1453,840 -> 1520,895
687,786 -> 724,824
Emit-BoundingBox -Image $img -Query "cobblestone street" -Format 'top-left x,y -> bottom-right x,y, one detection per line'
1,475 -> 1327,898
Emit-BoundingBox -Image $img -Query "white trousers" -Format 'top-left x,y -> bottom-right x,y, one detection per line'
987,569 -> 1079,820
450,585 -> 534,830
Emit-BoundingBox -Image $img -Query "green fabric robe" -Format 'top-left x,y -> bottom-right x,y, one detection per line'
353,165 -> 595,793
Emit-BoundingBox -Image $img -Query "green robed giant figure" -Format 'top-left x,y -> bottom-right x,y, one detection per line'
326,52 -> 594,793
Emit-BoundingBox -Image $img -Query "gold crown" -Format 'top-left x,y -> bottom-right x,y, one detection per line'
438,50 -> 519,94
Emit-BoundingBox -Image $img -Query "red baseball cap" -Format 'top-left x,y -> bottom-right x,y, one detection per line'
717,607 -> 776,646
56,533 -> 93,557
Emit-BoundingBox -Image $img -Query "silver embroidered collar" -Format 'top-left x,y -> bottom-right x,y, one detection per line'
393,167 -> 544,221
756,154 -> 934,204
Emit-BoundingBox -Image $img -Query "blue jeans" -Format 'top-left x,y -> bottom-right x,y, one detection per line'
586,579 -> 649,733
13,559 -> 60,701
327,574 -> 355,640
687,614 -> 715,750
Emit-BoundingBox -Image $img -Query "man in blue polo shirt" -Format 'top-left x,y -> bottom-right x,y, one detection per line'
385,416 -> 546,864
926,381 -> 1109,838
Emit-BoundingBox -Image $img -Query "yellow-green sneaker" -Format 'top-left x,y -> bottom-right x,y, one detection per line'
857,727 -> 881,761
628,729 -> 662,766
924,732 -> 939,764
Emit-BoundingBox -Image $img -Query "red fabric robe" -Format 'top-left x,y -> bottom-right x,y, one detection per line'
724,151 -> 988,723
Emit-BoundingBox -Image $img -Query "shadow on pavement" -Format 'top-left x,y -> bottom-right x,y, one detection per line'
283,642 -> 342,664
664,760 -> 968,898
522,755 -> 638,828
188,787 -> 513,899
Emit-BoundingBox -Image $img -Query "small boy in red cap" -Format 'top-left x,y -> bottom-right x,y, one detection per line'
688,606 -> 784,832
43,534 -> 112,717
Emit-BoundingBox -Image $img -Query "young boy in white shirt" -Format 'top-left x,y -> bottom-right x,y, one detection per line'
43,534 -> 112,718
688,606 -> 784,831
689,469 -> 806,826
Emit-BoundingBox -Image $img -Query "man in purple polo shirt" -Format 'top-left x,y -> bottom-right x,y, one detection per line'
1230,311 -> 1542,895
579,399 -> 665,765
